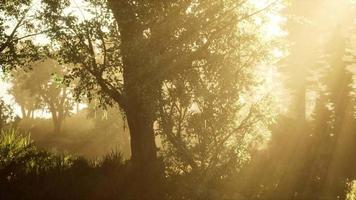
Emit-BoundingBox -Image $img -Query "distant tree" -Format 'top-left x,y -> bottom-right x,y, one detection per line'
87,102 -> 131,158
299,28 -> 356,200
10,70 -> 41,119
299,93 -> 334,199
320,29 -> 356,199
10,59 -> 73,134
269,1 -> 356,199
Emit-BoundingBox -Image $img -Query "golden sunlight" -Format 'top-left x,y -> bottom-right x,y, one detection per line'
1,0 -> 355,199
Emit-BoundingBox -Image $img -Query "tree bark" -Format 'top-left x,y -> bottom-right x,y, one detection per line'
125,106 -> 157,167
121,92 -> 163,199
51,110 -> 63,134
107,0 -> 159,167
107,2 -> 164,197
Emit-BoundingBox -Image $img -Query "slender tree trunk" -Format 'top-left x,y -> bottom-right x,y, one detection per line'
30,110 -> 34,119
21,106 -> 28,119
51,112 -> 62,134
53,119 -> 62,134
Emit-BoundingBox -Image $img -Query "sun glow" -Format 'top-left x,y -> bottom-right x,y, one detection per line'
251,0 -> 287,38
251,0 -> 289,113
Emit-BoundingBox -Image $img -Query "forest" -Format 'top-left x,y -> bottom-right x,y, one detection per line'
0,0 -> 355,199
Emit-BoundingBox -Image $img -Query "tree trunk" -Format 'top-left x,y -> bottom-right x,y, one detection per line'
122,97 -> 163,199
108,2 -> 164,197
52,113 -> 62,134
53,120 -> 62,134
108,0 -> 159,169
30,110 -> 34,118
125,106 -> 157,167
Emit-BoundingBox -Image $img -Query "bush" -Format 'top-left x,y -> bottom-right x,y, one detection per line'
0,128 -> 73,180
0,129 -> 129,200
0,98 -> 14,130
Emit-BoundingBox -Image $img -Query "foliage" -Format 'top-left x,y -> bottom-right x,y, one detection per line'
0,128 -> 74,181
4,1 -> 356,200
295,26 -> 356,200
0,98 -> 14,130
9,70 -> 42,119
0,0 -> 45,71
86,104 -> 131,158
232,2 -> 356,199
0,128 -> 131,200
9,59 -> 74,133
40,0 -> 284,177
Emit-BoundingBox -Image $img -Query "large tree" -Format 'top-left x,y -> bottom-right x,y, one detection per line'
39,2 -> 284,197
0,0 -> 287,199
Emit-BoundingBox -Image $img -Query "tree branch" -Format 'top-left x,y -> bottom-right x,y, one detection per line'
0,13 -> 27,53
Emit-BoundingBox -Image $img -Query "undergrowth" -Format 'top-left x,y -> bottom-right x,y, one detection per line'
0,128 -> 130,200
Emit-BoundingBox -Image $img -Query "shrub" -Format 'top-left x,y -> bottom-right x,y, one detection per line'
0,129 -> 132,200
0,128 -> 74,181
0,98 -> 14,130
